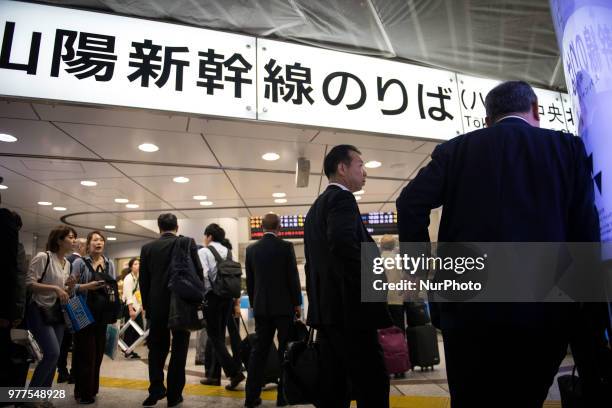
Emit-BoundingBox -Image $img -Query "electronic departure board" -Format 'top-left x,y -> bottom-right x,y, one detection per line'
249,212 -> 398,239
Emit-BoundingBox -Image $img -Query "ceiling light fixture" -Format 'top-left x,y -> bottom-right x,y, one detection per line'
0,184 -> 7,190
114,198 -> 129,203
104,225 -> 116,229
107,237 -> 117,241
126,204 -> 139,209
365,160 -> 382,169
80,180 -> 97,187
274,198 -> 287,204
193,195 -> 207,200
262,152 -> 280,161
272,192 -> 286,198
53,206 -> 67,211
138,143 -> 159,152
38,201 -> 52,206
199,201 -> 213,206
173,176 -> 190,183
0,133 -> 17,142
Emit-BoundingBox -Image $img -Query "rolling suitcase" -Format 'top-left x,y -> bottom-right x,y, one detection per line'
378,326 -> 411,375
238,316 -> 280,384
405,325 -> 439,370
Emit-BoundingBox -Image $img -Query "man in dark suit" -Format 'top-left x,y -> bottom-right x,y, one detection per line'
244,213 -> 302,408
396,81 -> 601,407
304,145 -> 392,408
139,213 -> 203,407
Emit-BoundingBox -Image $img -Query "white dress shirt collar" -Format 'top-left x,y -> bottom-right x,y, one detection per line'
328,182 -> 350,191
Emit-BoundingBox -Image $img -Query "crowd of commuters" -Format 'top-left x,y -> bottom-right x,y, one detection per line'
1,80 -> 610,408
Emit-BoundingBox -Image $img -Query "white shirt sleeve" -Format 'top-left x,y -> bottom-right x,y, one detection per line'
123,274 -> 135,305
198,247 -> 210,280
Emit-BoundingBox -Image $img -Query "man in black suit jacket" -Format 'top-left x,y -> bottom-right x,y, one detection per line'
139,213 -> 203,407
244,213 -> 301,407
396,81 -> 601,407
304,145 -> 392,408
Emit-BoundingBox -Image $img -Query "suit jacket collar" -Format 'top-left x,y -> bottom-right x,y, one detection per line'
160,232 -> 176,239
496,116 -> 532,126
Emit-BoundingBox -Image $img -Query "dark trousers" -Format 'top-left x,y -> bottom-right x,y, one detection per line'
0,326 -> 29,404
388,304 -> 405,331
442,327 -> 567,408
245,315 -> 291,405
147,322 -> 190,401
205,294 -> 241,378
207,312 -> 242,379
316,326 -> 390,408
57,330 -> 72,375
73,323 -> 106,400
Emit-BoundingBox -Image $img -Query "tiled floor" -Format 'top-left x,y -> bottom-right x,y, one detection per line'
20,331 -> 569,408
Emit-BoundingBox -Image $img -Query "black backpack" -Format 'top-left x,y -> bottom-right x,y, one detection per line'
167,236 -> 206,302
206,246 -> 242,299
84,258 -> 122,325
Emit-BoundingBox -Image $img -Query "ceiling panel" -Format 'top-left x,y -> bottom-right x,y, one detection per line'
249,205 -> 312,217
225,171 -> 319,204
313,131 -> 425,153
413,142 -> 438,155
357,148 -> 428,179
0,100 -> 38,120
0,157 -> 122,181
193,118 -> 317,142
168,198 -> 246,211
32,103 -> 189,132
131,172 -> 241,201
113,163 -> 221,177
56,123 -> 218,166
206,134 -> 326,171
180,208 -> 251,219
0,119 -> 98,158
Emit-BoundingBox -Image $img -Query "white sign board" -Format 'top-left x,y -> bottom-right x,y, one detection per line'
0,1 -> 257,119
256,38 -> 464,141
457,74 -> 576,134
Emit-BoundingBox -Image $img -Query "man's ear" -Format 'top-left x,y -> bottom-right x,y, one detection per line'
532,101 -> 540,122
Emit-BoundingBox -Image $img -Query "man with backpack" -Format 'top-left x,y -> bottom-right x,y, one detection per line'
139,213 -> 203,407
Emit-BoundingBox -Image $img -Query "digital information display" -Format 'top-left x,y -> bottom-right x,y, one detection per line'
249,212 -> 398,240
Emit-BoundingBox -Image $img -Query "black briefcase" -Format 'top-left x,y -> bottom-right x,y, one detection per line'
167,292 -> 206,331
282,328 -> 319,405
557,366 -> 583,408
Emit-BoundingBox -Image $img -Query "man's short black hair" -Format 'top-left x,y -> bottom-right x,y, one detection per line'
484,80 -> 537,123
323,144 -> 361,179
157,213 -> 178,232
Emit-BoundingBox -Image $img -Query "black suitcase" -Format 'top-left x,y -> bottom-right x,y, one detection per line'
405,325 -> 440,370
405,302 -> 431,327
238,317 -> 281,385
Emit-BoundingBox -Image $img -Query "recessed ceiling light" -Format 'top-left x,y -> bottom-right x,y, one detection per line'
107,237 -> 117,241
80,180 -> 97,187
53,206 -> 67,211
0,133 -> 17,142
114,198 -> 129,204
193,195 -> 207,200
126,204 -> 139,209
262,152 -> 280,161
0,184 -> 7,190
272,192 -> 286,198
355,196 -> 362,201
365,160 -> 382,169
274,198 -> 287,204
173,176 -> 190,183
354,190 -> 365,195
200,201 -> 214,206
104,225 -> 116,229
38,201 -> 52,206
138,143 -> 159,152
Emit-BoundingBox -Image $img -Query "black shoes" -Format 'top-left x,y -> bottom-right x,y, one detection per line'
244,397 -> 262,407
225,372 -> 246,391
199,377 -> 221,386
125,351 -> 141,359
142,392 -> 166,407
57,371 -> 70,383
78,397 -> 95,405
167,396 -> 184,407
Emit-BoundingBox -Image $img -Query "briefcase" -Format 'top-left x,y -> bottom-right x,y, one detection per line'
238,316 -> 280,384
282,328 -> 319,405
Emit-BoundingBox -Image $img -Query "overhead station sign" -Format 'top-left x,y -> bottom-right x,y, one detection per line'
0,0 -> 257,119
1,0 -> 577,140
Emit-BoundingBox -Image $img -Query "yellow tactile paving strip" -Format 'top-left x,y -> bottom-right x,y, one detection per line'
90,375 -> 561,408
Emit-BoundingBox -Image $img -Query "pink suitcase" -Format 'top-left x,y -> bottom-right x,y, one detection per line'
378,326 -> 411,374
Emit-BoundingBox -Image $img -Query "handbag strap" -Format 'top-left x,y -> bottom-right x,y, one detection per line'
37,252 -> 51,283
239,313 -> 249,335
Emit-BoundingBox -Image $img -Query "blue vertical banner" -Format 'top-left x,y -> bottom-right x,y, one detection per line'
550,0 -> 612,250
